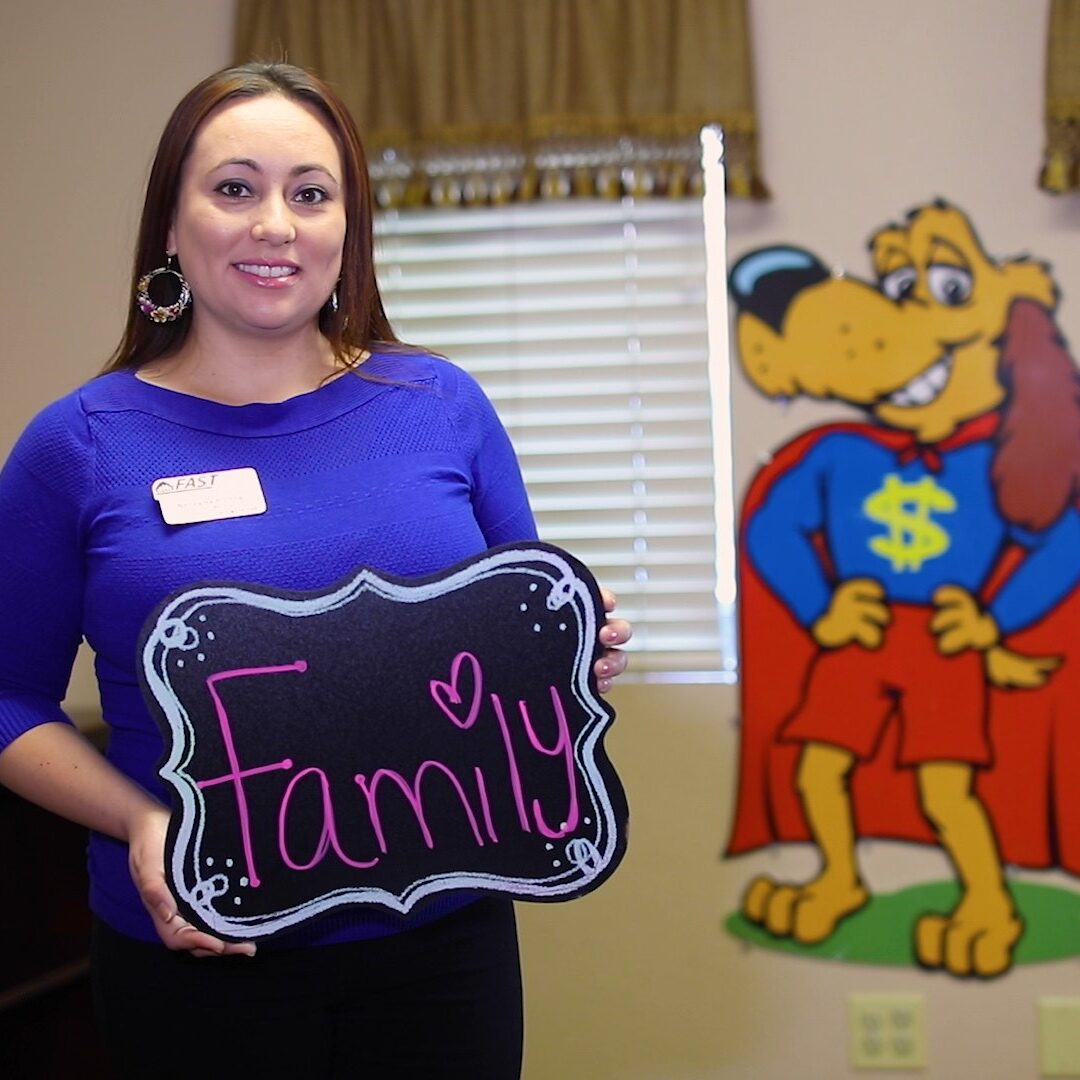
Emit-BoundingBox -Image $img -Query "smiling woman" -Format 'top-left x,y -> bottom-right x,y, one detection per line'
0,61 -> 631,1079
158,95 -> 347,376
102,63 -> 398,392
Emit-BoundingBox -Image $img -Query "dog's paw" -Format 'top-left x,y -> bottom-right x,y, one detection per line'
742,874 -> 869,943
915,894 -> 1023,977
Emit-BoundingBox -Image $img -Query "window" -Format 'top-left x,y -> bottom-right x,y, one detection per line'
374,129 -> 734,676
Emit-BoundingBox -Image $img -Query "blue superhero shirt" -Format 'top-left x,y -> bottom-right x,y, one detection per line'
745,429 -> 1080,634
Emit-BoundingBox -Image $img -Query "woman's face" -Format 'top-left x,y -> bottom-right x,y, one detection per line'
167,94 -> 347,343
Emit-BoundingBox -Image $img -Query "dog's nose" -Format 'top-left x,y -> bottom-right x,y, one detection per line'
728,246 -> 829,332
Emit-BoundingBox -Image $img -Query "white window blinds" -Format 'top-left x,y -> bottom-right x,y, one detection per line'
374,140 -> 731,675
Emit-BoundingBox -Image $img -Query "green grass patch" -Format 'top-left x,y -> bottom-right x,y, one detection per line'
725,880 -> 1080,967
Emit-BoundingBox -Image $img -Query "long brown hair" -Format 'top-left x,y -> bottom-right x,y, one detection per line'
993,298 -> 1080,530
103,62 -> 399,373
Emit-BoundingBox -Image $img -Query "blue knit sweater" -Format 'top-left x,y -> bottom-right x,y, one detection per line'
0,353 -> 537,944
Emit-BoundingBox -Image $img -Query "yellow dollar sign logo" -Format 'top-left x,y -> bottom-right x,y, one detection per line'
863,473 -> 956,572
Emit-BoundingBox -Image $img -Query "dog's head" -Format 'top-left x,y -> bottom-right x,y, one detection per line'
730,201 -> 1058,442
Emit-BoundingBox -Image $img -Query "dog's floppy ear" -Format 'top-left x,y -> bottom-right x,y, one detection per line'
993,299 -> 1080,530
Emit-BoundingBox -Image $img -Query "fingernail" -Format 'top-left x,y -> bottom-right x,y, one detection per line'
599,661 -> 611,675
160,905 -> 175,922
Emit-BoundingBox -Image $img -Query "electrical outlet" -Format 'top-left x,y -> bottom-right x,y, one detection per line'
849,993 -> 926,1071
1039,997 -> 1080,1076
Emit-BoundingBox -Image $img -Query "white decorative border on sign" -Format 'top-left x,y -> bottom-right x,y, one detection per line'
142,545 -> 622,939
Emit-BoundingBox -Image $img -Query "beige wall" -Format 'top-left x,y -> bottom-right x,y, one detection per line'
0,0 -> 234,451
3,2 -> 1079,1078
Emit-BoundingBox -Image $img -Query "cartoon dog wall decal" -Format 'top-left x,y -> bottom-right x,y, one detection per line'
726,200 -> 1080,979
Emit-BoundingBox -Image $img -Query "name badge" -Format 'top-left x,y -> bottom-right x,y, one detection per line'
152,467 -> 267,525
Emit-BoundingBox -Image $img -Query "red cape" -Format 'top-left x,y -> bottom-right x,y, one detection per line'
727,420 -> 1080,872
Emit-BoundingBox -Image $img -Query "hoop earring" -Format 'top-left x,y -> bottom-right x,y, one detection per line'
136,254 -> 191,323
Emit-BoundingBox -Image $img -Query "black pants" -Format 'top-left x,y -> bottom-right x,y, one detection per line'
91,899 -> 523,1079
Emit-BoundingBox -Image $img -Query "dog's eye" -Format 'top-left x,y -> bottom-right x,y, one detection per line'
880,267 -> 916,300
927,264 -> 973,306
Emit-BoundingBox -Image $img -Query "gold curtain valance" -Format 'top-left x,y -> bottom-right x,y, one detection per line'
1041,0 -> 1080,194
234,0 -> 768,206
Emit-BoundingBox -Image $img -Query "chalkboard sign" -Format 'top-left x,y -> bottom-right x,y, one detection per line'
139,543 -> 628,941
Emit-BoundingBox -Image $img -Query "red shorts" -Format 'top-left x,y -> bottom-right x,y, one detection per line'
781,603 -> 991,766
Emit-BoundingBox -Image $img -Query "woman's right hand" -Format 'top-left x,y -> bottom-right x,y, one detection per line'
128,804 -> 256,957
0,722 -> 254,957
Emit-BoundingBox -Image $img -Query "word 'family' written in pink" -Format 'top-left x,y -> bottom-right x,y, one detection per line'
196,651 -> 580,888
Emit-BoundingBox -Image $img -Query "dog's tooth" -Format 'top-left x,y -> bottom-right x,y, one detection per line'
911,376 -> 939,405
888,353 -> 953,408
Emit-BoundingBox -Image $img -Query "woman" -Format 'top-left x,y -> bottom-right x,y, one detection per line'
0,62 -> 629,1077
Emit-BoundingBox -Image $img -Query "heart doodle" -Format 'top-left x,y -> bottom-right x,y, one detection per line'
429,651 -> 483,729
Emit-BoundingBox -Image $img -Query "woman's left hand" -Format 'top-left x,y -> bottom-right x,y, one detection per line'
595,588 -> 632,693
